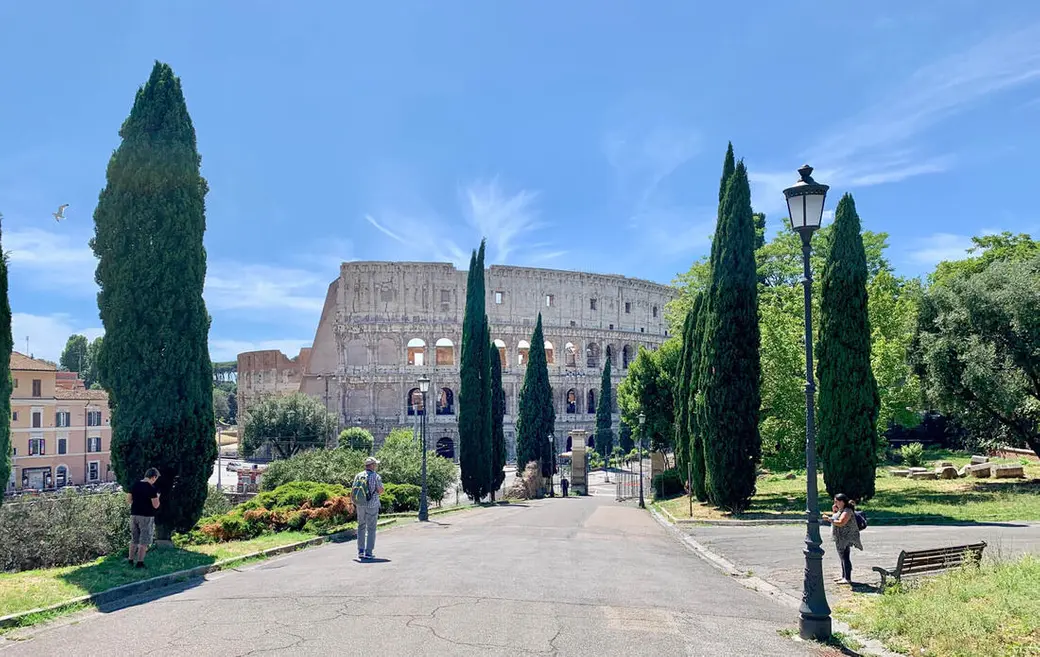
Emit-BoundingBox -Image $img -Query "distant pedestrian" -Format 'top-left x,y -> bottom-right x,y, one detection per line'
352,457 -> 384,561
127,468 -> 161,568
560,477 -> 569,497
822,493 -> 862,585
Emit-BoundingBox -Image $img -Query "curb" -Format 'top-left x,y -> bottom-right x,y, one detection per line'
655,504 -> 1038,528
649,507 -> 902,657
0,519 -> 394,630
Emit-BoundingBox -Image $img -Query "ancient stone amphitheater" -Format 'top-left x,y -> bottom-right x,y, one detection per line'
237,261 -> 676,461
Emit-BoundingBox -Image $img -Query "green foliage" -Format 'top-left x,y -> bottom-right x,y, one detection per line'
490,340 -> 507,495
0,214 -> 11,505
516,313 -> 556,475
212,388 -> 230,422
90,62 -> 215,537
84,337 -> 103,389
899,442 -> 925,467
698,161 -> 761,512
817,194 -> 880,502
212,361 -> 237,384
618,421 -> 634,453
202,484 -> 234,517
244,481 -> 349,513
338,427 -> 374,453
241,392 -> 336,459
226,390 -> 238,424
259,448 -> 368,491
618,345 -> 675,452
930,232 -> 1039,288
595,356 -> 614,460
869,271 -> 923,436
914,254 -> 1040,458
652,468 -> 685,499
459,241 -> 493,500
687,294 -> 709,501
375,429 -> 457,503
0,490 -> 130,571
59,334 -> 89,373
381,483 -> 421,513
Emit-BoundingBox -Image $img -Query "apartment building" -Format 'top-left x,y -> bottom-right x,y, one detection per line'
7,352 -> 114,492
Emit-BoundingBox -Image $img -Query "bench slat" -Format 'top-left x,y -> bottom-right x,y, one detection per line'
877,542 -> 986,587
899,544 -> 986,559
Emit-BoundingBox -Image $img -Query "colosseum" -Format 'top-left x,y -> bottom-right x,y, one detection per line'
237,261 -> 676,461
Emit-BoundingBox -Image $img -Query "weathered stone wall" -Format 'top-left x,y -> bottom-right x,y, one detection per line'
237,350 -> 307,419
238,261 -> 676,462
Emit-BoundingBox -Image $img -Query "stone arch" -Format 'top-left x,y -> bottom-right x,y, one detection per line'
436,388 -> 455,415
587,435 -> 595,448
565,342 -> 577,367
376,387 -> 397,417
517,340 -> 530,367
622,344 -> 632,369
566,435 -> 573,451
544,341 -> 555,365
566,389 -> 577,414
494,339 -> 507,369
377,338 -> 397,365
407,388 -> 425,415
436,437 -> 455,459
586,342 -> 601,368
587,389 -> 596,414
604,344 -> 614,365
345,339 -> 368,366
407,338 -> 426,366
435,338 -> 455,366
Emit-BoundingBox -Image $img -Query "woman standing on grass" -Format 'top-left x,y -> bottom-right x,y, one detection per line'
822,493 -> 862,585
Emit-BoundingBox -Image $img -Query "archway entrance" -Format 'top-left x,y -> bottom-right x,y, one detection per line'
436,437 -> 455,460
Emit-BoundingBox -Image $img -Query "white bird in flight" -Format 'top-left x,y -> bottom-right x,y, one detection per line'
53,204 -> 69,222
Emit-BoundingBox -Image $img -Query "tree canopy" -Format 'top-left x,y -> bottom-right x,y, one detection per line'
241,392 -> 336,459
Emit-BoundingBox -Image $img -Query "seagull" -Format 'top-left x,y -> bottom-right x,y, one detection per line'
53,204 -> 69,222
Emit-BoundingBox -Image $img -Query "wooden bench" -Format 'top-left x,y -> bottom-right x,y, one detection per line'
873,542 -> 986,588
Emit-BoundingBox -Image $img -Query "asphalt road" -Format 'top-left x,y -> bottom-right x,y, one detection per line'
2,497 -> 824,657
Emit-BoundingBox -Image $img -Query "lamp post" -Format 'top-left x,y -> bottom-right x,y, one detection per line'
547,433 -> 555,496
417,375 -> 430,522
783,164 -> 831,641
637,412 -> 646,509
316,374 -> 332,448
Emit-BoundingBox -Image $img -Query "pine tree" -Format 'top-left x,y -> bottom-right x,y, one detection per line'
459,241 -> 492,500
90,62 -> 215,536
516,314 -> 555,476
817,193 -> 880,501
687,292 -> 709,501
673,310 -> 693,481
699,161 -> 761,512
595,356 -> 614,462
490,336 -> 507,499
719,142 -> 735,204
0,215 -> 12,505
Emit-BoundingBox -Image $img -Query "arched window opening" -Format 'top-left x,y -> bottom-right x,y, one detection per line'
517,340 -> 530,367
622,344 -> 632,369
407,338 -> 426,366
494,339 -> 507,369
435,338 -> 455,366
436,437 -> 455,460
587,435 -> 596,448
565,342 -> 577,368
544,341 -> 555,365
586,342 -> 601,369
587,389 -> 596,414
605,344 -> 614,365
407,388 -> 425,415
436,388 -> 455,415
566,389 -> 577,414
565,435 -> 573,451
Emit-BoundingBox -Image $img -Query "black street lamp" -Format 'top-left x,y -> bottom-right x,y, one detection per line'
418,374 -> 431,522
637,412 -> 646,509
316,374 -> 333,448
783,164 -> 831,641
547,434 -> 555,496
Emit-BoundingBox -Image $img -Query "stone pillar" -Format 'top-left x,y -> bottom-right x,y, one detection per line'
569,430 -> 588,495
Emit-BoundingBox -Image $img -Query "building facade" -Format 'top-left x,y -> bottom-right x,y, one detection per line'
7,352 -> 114,492
238,262 -> 676,461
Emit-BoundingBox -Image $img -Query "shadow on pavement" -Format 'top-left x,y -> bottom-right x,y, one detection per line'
354,557 -> 391,564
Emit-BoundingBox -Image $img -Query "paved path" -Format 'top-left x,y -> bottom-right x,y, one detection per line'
684,521 -> 1040,598
2,497 -> 827,657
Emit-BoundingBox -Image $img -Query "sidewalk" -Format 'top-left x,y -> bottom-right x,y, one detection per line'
677,521 -> 1040,598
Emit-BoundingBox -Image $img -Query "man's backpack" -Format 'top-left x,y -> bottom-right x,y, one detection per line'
854,510 -> 868,531
351,471 -> 372,503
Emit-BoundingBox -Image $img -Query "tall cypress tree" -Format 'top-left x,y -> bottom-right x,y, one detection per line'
459,241 -> 492,500
0,215 -> 12,505
687,292 -> 709,501
699,161 -> 761,512
595,356 -> 614,462
817,193 -> 880,501
719,142 -> 736,204
674,311 -> 693,481
516,314 -> 555,476
490,336 -> 507,499
91,62 -> 215,536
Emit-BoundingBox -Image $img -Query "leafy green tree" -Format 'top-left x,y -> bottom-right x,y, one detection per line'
817,194 -> 880,501
869,270 -> 922,435
91,62 -> 215,536
338,426 -> 374,453
459,241 -> 492,500
84,337 -> 103,389
595,356 -> 614,462
241,392 -> 335,459
490,338 -> 507,499
930,232 -> 1039,288
212,388 -> 230,422
59,335 -> 90,373
376,429 -> 458,503
698,161 -> 761,512
618,345 -> 674,452
260,448 -> 367,491
0,215 -> 11,504
914,255 -> 1040,458
226,391 -> 238,424
516,314 -> 555,475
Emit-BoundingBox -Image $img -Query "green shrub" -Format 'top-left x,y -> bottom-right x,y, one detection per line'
0,490 -> 130,572
338,427 -> 374,453
244,481 -> 348,512
899,442 -> 925,468
375,430 -> 457,503
384,483 -> 421,512
652,468 -> 685,499
260,449 -> 368,491
202,485 -> 234,517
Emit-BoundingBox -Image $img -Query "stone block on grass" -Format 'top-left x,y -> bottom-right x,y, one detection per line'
968,464 -> 992,478
889,469 -> 911,477
993,464 -> 1025,479
970,455 -> 990,465
937,466 -> 959,480
909,471 -> 938,480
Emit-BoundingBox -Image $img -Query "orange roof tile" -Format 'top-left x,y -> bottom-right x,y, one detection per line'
10,351 -> 57,371
54,388 -> 109,402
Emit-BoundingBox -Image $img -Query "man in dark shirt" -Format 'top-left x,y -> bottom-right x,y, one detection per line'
127,468 -> 160,568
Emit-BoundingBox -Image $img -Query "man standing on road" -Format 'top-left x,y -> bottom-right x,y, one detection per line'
127,468 -> 160,569
352,457 -> 384,561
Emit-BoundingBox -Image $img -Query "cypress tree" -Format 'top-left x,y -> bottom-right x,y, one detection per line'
719,142 -> 735,204
0,216 -> 12,505
817,193 -> 880,501
516,314 -> 555,476
595,356 -> 614,462
699,161 -> 761,512
490,336 -> 507,499
90,62 -> 215,536
687,292 -> 708,502
459,241 -> 492,500
673,310 -> 694,482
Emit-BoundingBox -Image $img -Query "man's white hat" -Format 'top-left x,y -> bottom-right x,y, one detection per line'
365,457 -> 379,466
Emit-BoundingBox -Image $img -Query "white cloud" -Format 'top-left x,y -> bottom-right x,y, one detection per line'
602,124 -> 700,206
12,313 -> 103,364
208,338 -> 312,363
5,226 -> 97,293
463,179 -> 541,263
364,214 -> 405,244
907,233 -> 975,266
205,263 -> 327,316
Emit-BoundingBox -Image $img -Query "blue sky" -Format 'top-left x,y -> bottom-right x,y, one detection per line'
3,2 -> 1040,364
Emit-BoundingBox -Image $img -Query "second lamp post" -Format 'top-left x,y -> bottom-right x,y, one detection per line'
637,412 -> 646,509
417,375 -> 430,522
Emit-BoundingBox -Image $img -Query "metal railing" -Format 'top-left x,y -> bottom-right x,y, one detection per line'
615,468 -> 647,502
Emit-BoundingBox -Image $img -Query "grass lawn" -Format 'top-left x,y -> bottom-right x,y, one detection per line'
658,449 -> 1040,523
0,529 -> 340,620
834,555 -> 1040,657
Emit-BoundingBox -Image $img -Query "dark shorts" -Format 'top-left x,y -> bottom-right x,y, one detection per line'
131,515 -> 155,545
